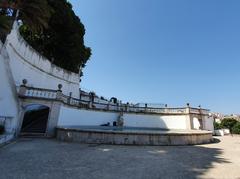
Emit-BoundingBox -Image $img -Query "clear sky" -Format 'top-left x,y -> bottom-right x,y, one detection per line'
69,0 -> 240,114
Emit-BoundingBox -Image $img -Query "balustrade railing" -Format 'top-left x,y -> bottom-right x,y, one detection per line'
19,86 -> 57,99
190,108 -> 200,114
18,86 -> 209,115
200,109 -> 210,115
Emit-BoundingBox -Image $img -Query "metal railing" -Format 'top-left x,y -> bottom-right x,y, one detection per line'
18,85 -> 210,115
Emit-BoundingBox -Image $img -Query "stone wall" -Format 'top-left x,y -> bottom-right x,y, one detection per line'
56,127 -> 213,145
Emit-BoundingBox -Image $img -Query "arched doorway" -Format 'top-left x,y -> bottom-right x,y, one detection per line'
21,104 -> 50,135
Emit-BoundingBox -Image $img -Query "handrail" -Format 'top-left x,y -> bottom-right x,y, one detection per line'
17,86 -> 210,115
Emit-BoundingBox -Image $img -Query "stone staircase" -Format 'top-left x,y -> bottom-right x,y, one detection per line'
20,108 -> 49,137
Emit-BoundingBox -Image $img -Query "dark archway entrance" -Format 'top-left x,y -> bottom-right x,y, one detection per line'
21,104 -> 50,135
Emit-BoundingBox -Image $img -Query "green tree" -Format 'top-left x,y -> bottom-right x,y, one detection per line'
19,0 -> 91,73
0,0 -> 52,41
1,0 -> 91,73
232,122 -> 240,134
221,118 -> 238,133
0,15 -> 11,41
214,122 -> 222,130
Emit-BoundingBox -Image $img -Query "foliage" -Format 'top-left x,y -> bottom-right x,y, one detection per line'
214,122 -> 222,130
1,0 -> 91,73
0,0 -> 52,40
19,0 -> 91,73
18,0 -> 52,33
0,14 -> 11,41
0,125 -> 4,134
221,118 -> 238,133
232,122 -> 240,134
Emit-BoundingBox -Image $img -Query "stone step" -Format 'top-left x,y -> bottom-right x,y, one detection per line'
20,132 -> 46,138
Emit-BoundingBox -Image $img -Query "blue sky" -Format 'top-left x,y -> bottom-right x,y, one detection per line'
69,0 -> 240,114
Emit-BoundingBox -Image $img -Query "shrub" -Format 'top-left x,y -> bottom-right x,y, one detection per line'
0,125 -> 5,135
221,118 -> 238,133
232,122 -> 240,134
214,122 -> 223,130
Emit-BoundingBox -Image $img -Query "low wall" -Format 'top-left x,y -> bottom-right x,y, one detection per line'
56,127 -> 213,145
5,21 -> 80,98
58,106 -> 189,130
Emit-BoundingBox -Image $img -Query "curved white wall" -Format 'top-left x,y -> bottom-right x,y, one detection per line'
124,113 -> 188,129
0,42 -> 19,134
5,22 -> 80,98
58,107 -> 118,126
58,106 -> 189,130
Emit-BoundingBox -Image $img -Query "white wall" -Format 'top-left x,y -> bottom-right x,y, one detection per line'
193,117 -> 201,129
124,113 -> 188,129
203,116 -> 214,131
58,106 -> 118,126
0,42 -> 19,134
5,22 -> 80,98
58,106 -> 188,129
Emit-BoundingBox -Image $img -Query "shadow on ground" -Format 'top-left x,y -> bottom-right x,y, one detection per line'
212,137 -> 221,143
0,138 -> 231,179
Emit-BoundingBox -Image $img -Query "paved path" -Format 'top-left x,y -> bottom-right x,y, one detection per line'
0,136 -> 239,179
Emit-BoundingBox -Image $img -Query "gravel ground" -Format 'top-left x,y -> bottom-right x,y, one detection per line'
0,136 -> 239,179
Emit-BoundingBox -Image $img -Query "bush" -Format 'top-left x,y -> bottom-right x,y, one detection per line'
232,122 -> 240,134
0,125 -> 5,135
214,122 -> 223,130
221,118 -> 238,133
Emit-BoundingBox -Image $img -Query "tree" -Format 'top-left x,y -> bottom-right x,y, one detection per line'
0,14 -> 11,41
232,122 -> 240,134
19,0 -> 91,73
1,0 -> 91,73
0,0 -> 52,41
221,118 -> 238,133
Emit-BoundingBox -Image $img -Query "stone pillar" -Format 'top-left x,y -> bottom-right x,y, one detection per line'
46,101 -> 62,137
56,84 -> 63,101
185,103 -> 193,130
88,92 -> 94,108
126,103 -> 129,112
164,104 -> 168,113
88,101 -> 92,108
198,105 -> 203,129
18,79 -> 28,96
46,84 -> 63,137
145,103 -> 148,112
68,92 -> 72,104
